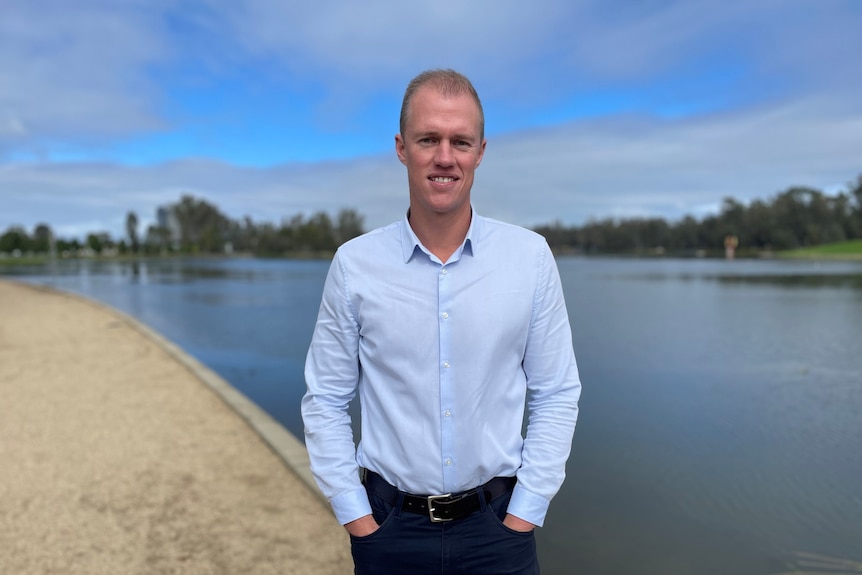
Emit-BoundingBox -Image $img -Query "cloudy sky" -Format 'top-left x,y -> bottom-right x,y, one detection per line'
2,0 -> 861,240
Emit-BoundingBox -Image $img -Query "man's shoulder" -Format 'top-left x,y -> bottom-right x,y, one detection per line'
475,214 -> 548,250
336,220 -> 403,257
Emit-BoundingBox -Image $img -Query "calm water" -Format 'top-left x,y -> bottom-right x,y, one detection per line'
3,256 -> 861,574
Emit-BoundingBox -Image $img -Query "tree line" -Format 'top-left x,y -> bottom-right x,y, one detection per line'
535,175 -> 862,256
0,195 -> 366,258
2,175 -> 860,258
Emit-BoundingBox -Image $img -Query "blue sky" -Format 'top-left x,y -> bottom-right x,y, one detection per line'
1,0 -> 861,240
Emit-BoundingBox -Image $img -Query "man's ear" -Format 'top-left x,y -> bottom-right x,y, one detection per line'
395,134 -> 407,165
475,138 -> 487,168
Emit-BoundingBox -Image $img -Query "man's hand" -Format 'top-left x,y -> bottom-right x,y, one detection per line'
344,514 -> 379,537
503,514 -> 536,533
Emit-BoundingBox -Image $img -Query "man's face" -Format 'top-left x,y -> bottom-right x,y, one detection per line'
395,86 -> 486,219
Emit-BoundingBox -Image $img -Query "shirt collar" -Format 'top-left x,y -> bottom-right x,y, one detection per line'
400,208 -> 479,264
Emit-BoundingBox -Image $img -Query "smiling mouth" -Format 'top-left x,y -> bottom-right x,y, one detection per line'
430,176 -> 456,183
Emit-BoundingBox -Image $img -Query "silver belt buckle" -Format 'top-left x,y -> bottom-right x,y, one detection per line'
427,493 -> 453,523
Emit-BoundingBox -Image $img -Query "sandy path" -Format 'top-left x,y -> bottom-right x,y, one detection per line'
0,280 -> 351,575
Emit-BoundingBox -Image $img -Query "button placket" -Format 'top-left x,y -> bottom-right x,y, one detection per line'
438,263 -> 456,491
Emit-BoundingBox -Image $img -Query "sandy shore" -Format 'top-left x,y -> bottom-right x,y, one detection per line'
0,280 -> 351,574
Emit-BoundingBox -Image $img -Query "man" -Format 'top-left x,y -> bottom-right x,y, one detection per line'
302,69 -> 581,574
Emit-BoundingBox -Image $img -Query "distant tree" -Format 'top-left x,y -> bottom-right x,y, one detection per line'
241,216 -> 258,252
669,215 -> 700,251
577,219 -> 609,254
171,195 -> 230,253
86,233 -> 104,254
532,174 -> 862,255
335,208 -> 365,245
630,218 -> 670,251
223,218 -> 251,252
719,197 -> 746,239
55,237 -> 81,254
534,220 -> 575,251
255,222 -> 285,255
850,174 -> 862,213
85,232 -> 113,254
150,225 -> 174,253
298,212 -> 337,252
144,225 -> 159,251
742,199 -> 774,249
32,223 -> 53,253
0,227 -> 31,253
833,192 -> 861,239
199,224 -> 222,253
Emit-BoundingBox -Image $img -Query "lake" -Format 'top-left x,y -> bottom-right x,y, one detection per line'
3,256 -> 861,574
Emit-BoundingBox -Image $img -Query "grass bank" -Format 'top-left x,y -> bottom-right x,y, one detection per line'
779,240 -> 862,260
0,256 -> 50,267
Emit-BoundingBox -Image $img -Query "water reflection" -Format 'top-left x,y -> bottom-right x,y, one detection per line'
589,258 -> 862,288
777,552 -> 862,575
714,273 -> 862,287
616,272 -> 862,288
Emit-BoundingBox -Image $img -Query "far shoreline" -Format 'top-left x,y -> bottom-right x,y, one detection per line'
4,242 -> 862,267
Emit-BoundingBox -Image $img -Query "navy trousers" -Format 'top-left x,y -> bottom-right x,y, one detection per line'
350,483 -> 540,575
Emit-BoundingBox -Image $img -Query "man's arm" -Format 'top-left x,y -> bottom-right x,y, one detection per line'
507,242 -> 582,527
301,250 -> 374,527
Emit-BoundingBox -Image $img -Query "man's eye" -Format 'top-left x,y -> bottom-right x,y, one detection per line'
453,140 -> 471,148
419,137 -> 436,144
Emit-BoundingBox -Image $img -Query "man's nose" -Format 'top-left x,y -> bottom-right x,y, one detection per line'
434,141 -> 455,166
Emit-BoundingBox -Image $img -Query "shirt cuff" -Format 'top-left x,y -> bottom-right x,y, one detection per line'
506,483 -> 551,527
330,487 -> 373,525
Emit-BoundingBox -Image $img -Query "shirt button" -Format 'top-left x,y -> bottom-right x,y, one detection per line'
441,312 -> 449,319
443,361 -> 450,368
444,410 -> 451,417
441,268 -> 448,275
445,458 -> 452,466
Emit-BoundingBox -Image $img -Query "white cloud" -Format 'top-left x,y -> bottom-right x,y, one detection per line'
480,92 -> 862,225
192,0 -> 862,104
0,0 -> 170,153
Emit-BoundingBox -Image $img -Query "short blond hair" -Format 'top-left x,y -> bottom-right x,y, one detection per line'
399,69 -> 484,140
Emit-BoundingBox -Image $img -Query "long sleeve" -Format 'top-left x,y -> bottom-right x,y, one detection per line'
300,250 -> 372,525
507,243 -> 582,526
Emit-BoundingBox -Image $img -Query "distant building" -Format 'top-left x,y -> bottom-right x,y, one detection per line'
155,206 -> 182,249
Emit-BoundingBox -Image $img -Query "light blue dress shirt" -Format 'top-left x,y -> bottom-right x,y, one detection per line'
301,210 -> 581,527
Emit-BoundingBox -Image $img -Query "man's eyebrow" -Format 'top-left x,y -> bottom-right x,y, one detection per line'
451,133 -> 476,142
413,130 -> 477,143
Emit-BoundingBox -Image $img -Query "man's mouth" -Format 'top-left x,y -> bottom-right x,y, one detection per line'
430,176 -> 456,183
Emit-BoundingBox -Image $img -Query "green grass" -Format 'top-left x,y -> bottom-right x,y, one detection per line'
780,240 -> 862,260
0,255 -> 50,266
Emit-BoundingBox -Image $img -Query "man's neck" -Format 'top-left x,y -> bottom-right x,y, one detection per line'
408,206 -> 472,263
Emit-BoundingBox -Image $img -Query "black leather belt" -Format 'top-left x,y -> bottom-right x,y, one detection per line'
362,469 -> 516,523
